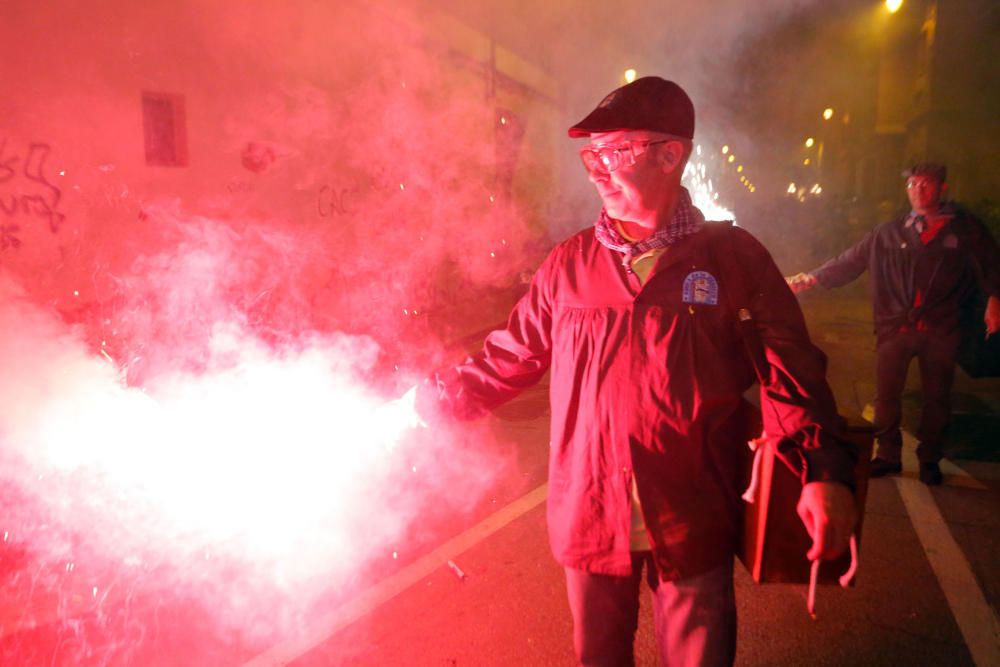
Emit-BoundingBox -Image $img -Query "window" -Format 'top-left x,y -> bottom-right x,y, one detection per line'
142,92 -> 188,167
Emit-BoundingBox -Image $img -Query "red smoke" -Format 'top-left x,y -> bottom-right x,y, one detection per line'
1,2 -> 536,662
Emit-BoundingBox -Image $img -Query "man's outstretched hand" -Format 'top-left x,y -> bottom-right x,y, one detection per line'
797,481 -> 856,561
373,385 -> 427,453
785,272 -> 818,294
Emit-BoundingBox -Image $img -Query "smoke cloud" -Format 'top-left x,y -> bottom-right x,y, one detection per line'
0,0 -> 864,662
1,1 -> 531,660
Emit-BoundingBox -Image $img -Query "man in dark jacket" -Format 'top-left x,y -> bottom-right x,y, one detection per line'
787,163 -> 1000,485
419,76 -> 857,666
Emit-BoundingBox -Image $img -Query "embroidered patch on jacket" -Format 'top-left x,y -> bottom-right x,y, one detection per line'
682,271 -> 719,305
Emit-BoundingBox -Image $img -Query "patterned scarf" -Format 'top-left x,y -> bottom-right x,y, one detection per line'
905,202 -> 955,245
593,187 -> 704,271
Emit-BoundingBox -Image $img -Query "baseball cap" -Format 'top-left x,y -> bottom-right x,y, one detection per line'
568,76 -> 695,139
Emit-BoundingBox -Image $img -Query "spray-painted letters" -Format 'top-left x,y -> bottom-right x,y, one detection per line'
317,184 -> 358,217
317,169 -> 395,219
0,140 -> 66,248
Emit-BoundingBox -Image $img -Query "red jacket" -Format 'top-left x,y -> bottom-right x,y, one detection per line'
420,222 -> 856,580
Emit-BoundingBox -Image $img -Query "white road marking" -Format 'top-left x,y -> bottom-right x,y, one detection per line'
861,403 -> 998,662
895,477 -> 1000,666
243,484 -> 549,667
954,461 -> 1000,481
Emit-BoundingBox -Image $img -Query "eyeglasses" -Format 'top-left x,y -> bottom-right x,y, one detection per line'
579,139 -> 670,173
905,177 -> 939,190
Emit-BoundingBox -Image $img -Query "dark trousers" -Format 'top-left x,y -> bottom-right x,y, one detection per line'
874,328 -> 960,464
564,554 -> 736,667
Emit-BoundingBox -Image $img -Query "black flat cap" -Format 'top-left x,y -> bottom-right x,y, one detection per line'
568,76 -> 695,139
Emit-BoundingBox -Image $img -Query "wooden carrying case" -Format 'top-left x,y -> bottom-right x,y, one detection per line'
738,418 -> 873,584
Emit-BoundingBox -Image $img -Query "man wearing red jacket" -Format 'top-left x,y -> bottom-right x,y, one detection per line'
418,76 -> 857,666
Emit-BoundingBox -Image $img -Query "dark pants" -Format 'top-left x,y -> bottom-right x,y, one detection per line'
564,554 -> 736,667
874,328 -> 960,464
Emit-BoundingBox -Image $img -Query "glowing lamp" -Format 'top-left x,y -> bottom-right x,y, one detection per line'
727,155 -> 735,163
624,69 -> 637,83
886,0 -> 903,13
722,145 -> 729,154
803,158 -> 811,166
805,137 -> 814,148
737,165 -> 743,173
822,108 -> 834,121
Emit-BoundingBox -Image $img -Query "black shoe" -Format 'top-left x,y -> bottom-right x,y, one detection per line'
870,457 -> 903,478
920,462 -> 943,486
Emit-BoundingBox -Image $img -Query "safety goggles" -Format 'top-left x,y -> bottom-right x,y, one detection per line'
579,139 -> 669,173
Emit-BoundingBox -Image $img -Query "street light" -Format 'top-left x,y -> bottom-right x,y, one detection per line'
822,108 -> 834,120
722,145 -> 729,154
885,0 -> 903,13
805,137 -> 815,148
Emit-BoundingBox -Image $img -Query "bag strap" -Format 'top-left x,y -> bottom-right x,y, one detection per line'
702,222 -> 770,386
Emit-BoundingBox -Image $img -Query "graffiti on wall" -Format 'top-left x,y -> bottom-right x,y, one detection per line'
0,140 -> 66,249
316,184 -> 359,217
316,166 -> 397,219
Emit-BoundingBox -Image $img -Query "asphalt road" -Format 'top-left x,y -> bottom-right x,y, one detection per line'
255,283 -> 1000,667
